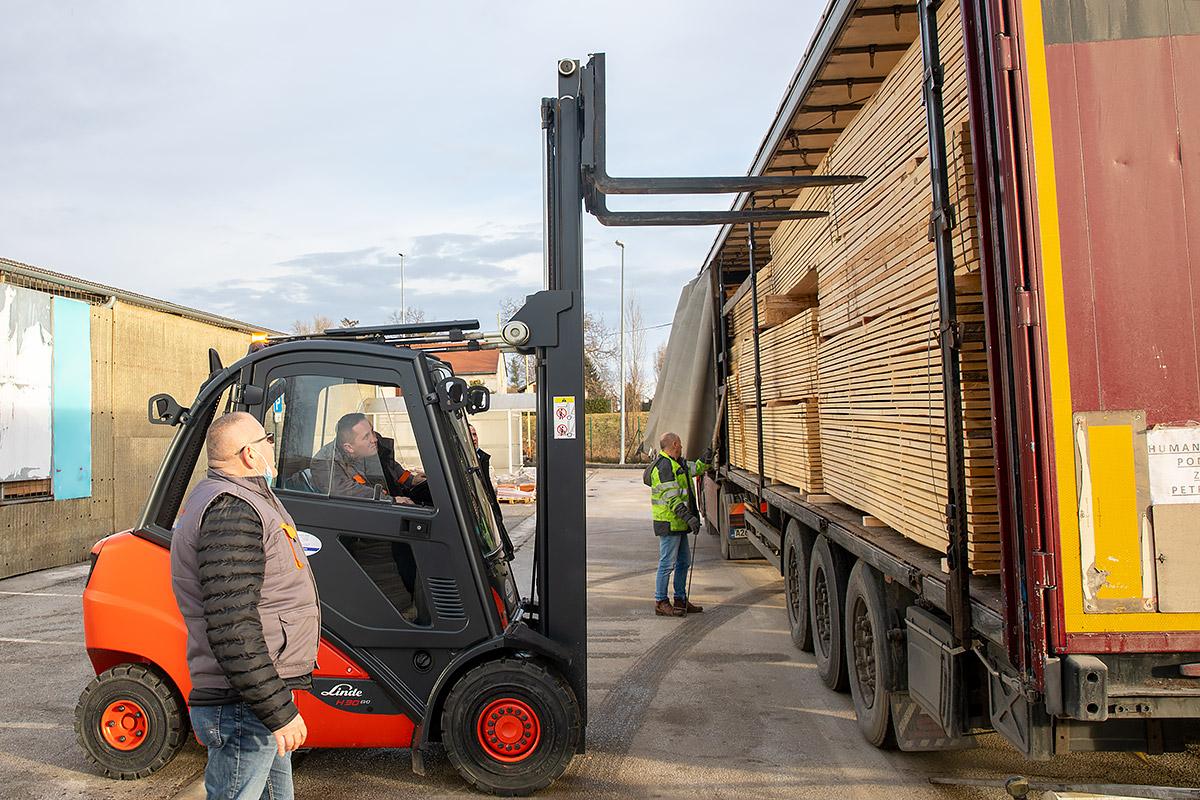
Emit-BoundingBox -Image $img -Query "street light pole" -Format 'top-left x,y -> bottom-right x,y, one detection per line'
397,252 -> 406,322
615,240 -> 626,464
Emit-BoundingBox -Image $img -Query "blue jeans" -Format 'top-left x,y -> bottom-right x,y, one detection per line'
655,532 -> 691,602
189,703 -> 293,800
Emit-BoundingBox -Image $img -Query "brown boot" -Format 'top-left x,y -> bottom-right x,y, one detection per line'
673,598 -> 703,614
655,599 -> 683,617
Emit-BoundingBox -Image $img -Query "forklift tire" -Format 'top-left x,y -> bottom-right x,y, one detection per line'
844,561 -> 897,749
808,537 -> 850,692
782,521 -> 813,652
441,657 -> 581,796
75,663 -> 189,779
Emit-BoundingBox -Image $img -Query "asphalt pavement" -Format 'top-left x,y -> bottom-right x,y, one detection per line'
0,472 -> 1196,799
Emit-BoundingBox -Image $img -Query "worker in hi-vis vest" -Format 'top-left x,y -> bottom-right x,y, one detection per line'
643,431 -> 711,617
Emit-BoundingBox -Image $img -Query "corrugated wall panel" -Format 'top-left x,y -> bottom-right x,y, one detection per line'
51,296 -> 92,499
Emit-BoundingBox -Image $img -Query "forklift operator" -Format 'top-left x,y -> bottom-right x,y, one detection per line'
311,413 -> 428,505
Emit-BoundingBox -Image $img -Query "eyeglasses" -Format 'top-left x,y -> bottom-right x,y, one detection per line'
241,432 -> 275,453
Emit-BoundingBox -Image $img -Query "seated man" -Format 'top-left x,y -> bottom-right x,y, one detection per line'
311,413 -> 428,505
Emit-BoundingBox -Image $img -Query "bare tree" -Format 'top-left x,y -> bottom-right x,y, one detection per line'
388,307 -> 427,325
584,311 -> 617,404
291,315 -> 335,335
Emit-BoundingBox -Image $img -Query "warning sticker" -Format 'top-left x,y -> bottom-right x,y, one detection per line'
552,395 -> 576,440
1147,427 -> 1200,504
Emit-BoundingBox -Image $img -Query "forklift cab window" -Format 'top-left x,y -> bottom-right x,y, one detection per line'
441,398 -> 504,558
265,375 -> 431,506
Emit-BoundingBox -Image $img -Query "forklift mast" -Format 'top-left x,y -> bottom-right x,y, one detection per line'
504,53 -> 864,726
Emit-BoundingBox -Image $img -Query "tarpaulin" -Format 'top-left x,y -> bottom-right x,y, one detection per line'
644,269 -> 716,460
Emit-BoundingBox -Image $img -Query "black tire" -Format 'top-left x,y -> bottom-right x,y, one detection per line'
782,521 -> 813,652
75,663 -> 189,779
845,561 -> 897,749
808,536 -> 850,692
442,657 -> 581,796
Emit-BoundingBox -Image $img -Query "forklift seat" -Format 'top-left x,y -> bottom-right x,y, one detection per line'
285,468 -> 318,494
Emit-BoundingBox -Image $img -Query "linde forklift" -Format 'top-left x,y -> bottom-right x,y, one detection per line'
74,55 -> 858,795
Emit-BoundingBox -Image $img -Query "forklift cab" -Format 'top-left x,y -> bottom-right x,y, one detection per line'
139,340 -> 521,674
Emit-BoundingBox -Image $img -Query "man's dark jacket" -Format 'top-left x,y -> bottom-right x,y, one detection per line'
170,471 -> 320,731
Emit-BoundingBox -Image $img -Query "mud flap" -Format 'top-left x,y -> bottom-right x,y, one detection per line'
891,692 -> 977,752
410,724 -> 427,776
988,671 -> 1054,760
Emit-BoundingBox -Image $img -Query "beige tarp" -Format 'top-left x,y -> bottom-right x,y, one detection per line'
644,269 -> 716,460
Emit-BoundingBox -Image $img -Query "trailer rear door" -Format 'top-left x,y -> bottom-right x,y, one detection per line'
1014,0 -> 1200,652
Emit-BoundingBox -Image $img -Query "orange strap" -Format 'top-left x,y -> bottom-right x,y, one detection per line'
280,523 -> 304,570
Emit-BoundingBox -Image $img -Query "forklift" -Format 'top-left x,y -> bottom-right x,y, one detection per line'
74,55 -> 856,795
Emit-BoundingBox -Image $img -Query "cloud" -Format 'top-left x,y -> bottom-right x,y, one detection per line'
177,228 -> 547,331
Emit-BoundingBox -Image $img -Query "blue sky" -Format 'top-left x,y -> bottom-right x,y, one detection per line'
1,1 -> 822,373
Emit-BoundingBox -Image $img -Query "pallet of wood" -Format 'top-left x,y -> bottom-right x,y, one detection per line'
740,400 -> 823,494
726,282 -> 823,494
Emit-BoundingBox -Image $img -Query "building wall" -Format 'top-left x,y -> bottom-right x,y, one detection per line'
0,298 -> 253,578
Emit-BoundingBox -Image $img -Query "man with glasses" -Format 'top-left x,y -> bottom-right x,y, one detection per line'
170,411 -> 319,800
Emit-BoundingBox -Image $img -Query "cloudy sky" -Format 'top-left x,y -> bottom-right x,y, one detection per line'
1,1 -> 822,376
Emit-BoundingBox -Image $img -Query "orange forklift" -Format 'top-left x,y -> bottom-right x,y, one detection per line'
73,55 -> 855,794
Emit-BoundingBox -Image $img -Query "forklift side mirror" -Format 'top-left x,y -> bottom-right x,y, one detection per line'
466,385 -> 491,414
148,393 -> 190,426
435,377 -> 469,412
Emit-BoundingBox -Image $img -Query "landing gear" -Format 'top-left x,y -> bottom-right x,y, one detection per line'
845,561 -> 896,748
809,537 -> 851,691
442,658 -> 581,796
74,664 -> 188,779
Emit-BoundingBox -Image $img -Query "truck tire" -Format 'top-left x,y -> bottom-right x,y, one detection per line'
442,657 -> 581,796
782,521 -> 813,652
845,561 -> 897,748
75,663 -> 189,779
809,537 -> 850,692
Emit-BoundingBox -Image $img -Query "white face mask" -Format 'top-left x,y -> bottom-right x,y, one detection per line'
250,443 -> 274,485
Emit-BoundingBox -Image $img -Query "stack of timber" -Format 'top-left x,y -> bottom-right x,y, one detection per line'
760,1 -> 999,572
725,338 -> 749,469
724,277 -> 823,494
736,308 -> 819,405
742,400 -> 823,493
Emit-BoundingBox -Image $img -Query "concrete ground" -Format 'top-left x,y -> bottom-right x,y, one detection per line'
0,470 -> 1196,799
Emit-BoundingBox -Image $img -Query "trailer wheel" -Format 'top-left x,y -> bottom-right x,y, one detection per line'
845,561 -> 897,748
809,537 -> 850,692
442,657 -> 580,796
782,521 -> 813,652
74,663 -> 189,779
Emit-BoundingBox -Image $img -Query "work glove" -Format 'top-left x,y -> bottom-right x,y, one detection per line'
684,511 -> 702,534
698,447 -> 714,465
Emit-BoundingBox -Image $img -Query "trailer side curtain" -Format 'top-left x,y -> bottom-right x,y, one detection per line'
643,269 -> 715,460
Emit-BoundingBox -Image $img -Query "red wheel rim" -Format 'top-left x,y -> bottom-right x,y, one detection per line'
100,699 -> 149,751
476,697 -> 540,763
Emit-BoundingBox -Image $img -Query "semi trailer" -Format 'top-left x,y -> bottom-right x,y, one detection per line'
663,0 -> 1200,757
